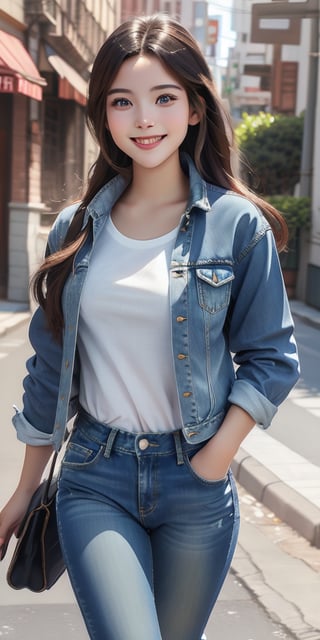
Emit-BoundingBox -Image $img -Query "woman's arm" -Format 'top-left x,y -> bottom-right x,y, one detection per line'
0,444 -> 53,560
190,405 -> 255,481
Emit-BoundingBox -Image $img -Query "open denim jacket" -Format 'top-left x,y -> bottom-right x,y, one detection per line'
13,155 -> 299,450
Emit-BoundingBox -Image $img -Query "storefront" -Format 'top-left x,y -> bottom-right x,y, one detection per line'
0,29 -> 46,300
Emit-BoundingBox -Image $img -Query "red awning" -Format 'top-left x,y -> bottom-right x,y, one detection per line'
0,30 -> 46,101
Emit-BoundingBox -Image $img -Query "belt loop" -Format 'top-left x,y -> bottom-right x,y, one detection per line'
104,428 -> 118,458
173,431 -> 184,465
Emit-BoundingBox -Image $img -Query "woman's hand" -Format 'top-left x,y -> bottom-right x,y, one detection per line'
0,443 -> 53,561
190,438 -> 234,482
190,405 -> 256,482
0,487 -> 35,560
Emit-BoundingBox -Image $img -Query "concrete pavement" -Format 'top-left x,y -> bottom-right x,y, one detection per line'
0,301 -> 30,337
1,297 -> 320,638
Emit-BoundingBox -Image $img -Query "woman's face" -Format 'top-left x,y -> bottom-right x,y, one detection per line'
105,54 -> 199,170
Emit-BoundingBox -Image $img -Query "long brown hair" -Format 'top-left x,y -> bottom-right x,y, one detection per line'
33,14 -> 287,340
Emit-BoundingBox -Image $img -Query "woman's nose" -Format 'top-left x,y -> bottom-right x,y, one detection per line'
135,117 -> 155,129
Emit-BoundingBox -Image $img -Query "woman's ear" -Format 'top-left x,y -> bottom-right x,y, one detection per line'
188,109 -> 201,126
188,96 -> 205,126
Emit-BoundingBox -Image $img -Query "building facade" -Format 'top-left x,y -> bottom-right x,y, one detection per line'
1,0 -> 211,304
226,0 -> 320,308
0,0 -> 118,303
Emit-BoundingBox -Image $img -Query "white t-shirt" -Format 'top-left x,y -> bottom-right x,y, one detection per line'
77,215 -> 183,433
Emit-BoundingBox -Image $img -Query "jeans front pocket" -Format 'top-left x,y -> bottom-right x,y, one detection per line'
196,266 -> 234,314
183,449 -> 229,486
62,428 -> 103,469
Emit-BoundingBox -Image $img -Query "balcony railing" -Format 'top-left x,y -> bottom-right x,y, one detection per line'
25,0 -> 110,68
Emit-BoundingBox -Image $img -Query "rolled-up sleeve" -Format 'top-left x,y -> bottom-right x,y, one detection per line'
12,204 -> 81,446
12,306 -> 64,445
227,228 -> 300,428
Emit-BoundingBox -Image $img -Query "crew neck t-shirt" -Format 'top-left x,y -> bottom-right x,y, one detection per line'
77,215 -> 183,433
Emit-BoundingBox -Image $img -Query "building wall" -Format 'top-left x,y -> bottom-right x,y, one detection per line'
121,0 -> 181,22
1,0 -> 119,302
304,58 -> 320,308
0,1 -> 24,26
282,18 -> 311,116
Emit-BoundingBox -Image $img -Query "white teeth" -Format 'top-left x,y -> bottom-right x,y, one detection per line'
134,136 -> 162,144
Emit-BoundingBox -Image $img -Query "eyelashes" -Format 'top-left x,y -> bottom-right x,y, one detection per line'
110,97 -> 131,107
156,94 -> 178,104
110,94 -> 178,108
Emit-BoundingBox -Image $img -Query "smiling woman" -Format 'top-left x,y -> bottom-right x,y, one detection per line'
105,55 -> 199,175
0,13 -> 299,640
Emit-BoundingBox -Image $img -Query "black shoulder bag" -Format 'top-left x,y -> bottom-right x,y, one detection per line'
6,451 -> 65,592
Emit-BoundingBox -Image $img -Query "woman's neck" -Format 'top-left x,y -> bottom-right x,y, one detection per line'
129,155 -> 189,206
111,155 -> 190,240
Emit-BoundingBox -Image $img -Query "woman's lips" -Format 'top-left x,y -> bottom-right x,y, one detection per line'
131,135 -> 166,149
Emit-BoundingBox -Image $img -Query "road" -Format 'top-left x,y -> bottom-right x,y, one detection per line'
0,319 -> 317,639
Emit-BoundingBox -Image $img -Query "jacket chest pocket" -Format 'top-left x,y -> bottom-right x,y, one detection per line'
196,266 -> 234,314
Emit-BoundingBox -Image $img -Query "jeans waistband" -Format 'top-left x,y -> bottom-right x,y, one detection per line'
75,408 -> 200,465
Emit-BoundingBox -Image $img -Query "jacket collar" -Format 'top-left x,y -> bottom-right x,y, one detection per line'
82,153 -> 210,228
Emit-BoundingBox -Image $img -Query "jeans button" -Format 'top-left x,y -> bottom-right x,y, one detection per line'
139,438 -> 149,451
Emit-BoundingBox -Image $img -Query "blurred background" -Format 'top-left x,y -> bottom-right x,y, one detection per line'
0,0 -> 319,312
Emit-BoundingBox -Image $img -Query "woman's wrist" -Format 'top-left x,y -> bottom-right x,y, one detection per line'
17,444 -> 54,493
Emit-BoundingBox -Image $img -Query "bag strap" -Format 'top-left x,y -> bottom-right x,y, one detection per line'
42,451 -> 59,503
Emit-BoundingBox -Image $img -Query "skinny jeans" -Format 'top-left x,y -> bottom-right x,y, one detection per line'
56,410 -> 240,640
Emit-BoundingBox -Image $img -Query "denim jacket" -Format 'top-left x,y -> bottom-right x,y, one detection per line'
13,154 -> 299,450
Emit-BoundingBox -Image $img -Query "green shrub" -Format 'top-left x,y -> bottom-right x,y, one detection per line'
235,112 -> 304,195
265,195 -> 311,231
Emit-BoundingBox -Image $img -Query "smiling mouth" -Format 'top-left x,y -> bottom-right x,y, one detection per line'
131,135 -> 166,145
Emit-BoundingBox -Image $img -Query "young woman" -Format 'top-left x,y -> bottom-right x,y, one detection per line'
0,14 -> 299,640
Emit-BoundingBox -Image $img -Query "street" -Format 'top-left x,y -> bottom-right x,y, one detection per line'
0,319 -> 319,639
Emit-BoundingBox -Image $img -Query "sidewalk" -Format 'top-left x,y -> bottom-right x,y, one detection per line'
0,301 -> 30,337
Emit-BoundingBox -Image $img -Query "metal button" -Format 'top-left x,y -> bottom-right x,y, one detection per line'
183,391 -> 192,397
176,316 -> 187,322
177,353 -> 187,360
139,438 -> 149,450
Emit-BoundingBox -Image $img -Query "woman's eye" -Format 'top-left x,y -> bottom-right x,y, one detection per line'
111,98 -> 131,107
156,94 -> 177,105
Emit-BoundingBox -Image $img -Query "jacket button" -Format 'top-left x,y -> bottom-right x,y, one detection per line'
183,391 -> 192,397
176,316 -> 187,322
65,360 -> 69,368
177,353 -> 187,360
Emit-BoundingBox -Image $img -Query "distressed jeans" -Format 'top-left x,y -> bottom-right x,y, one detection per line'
56,411 -> 240,640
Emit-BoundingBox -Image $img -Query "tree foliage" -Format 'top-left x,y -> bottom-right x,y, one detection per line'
235,112 -> 304,195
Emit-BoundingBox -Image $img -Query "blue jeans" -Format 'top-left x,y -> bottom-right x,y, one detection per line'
56,411 -> 240,640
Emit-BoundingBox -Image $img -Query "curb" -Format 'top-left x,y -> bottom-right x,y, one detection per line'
232,448 -> 320,548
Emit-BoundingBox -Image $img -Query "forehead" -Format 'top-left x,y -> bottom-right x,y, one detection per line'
110,54 -> 180,88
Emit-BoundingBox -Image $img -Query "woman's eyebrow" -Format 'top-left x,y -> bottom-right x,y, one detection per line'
107,83 -> 182,96
107,88 -> 133,95
151,84 -> 182,91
